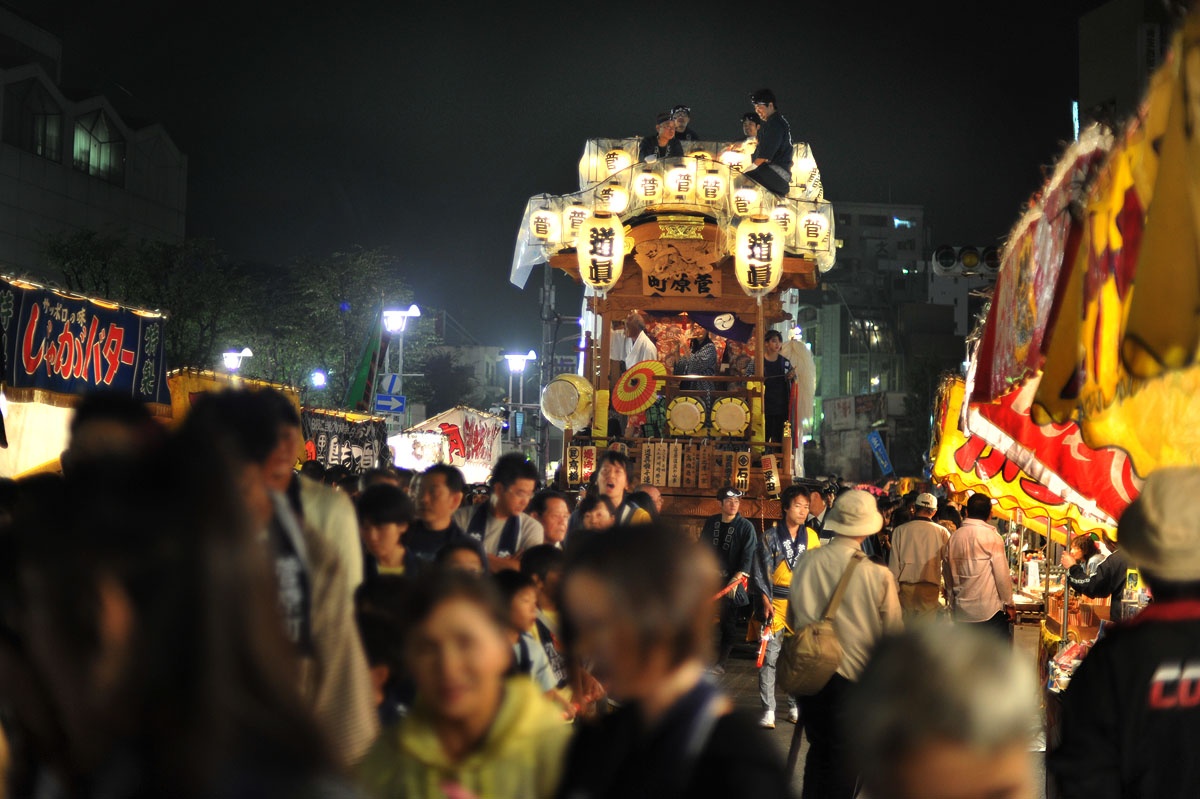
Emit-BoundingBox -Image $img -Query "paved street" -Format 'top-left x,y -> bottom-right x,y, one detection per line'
711,622 -> 1048,798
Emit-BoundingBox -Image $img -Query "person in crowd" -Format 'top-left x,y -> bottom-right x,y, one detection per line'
639,110 -> 684,163
633,483 -> 664,515
555,523 -> 790,799
627,488 -> 660,522
671,104 -> 699,141
391,467 -> 415,494
358,482 -> 417,582
674,323 -> 718,392
759,329 -> 795,444
751,484 -> 821,729
259,389 -> 365,597
406,464 -> 487,575
848,623 -> 1039,799
465,484 -> 490,507
745,88 -> 793,196
704,486 -> 757,675
9,432 -> 359,797
1068,533 -> 1105,576
355,585 -> 412,728
493,569 -> 565,697
324,463 -> 352,488
945,492 -> 1015,640
567,450 -> 651,537
888,492 -> 950,623
806,482 -> 836,540
1061,530 -> 1130,620
934,504 -> 961,534
299,460 -> 327,482
741,110 -> 761,140
528,488 -> 571,548
1050,467 -> 1200,798
577,493 -> 617,532
453,453 -> 544,572
788,488 -> 902,799
357,569 -> 573,799
434,538 -> 489,575
620,311 -> 659,370
60,390 -> 167,473
359,467 -> 402,494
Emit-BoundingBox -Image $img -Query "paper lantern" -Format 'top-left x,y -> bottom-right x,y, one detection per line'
792,148 -> 817,189
734,215 -> 784,300
689,150 -> 712,164
576,211 -> 625,293
562,202 -> 592,242
597,181 -> 630,214
719,149 -> 749,172
771,204 -> 796,237
666,162 -> 695,200
604,148 -> 633,175
529,207 -> 561,244
633,168 -> 663,204
731,185 -> 762,217
799,211 -> 830,251
698,169 -> 726,204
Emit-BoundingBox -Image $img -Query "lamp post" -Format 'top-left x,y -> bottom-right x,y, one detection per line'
504,349 -> 537,442
382,304 -> 421,398
222,347 -> 253,373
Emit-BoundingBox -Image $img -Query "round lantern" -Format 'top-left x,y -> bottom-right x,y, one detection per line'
799,210 -> 830,251
561,202 -> 593,242
792,148 -> 818,190
719,148 -> 749,172
633,168 -> 663,204
771,203 -> 796,239
597,181 -> 630,214
604,148 -> 633,175
734,215 -> 785,301
529,207 -> 561,245
698,169 -> 726,205
731,185 -> 762,217
576,211 -> 626,294
666,162 -> 695,201
689,150 -> 712,164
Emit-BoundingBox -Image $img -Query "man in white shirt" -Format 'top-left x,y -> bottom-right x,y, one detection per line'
622,311 -> 659,366
944,492 -> 1015,641
453,452 -> 544,572
888,492 -> 950,623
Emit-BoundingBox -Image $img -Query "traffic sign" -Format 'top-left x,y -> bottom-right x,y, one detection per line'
374,393 -> 406,414
378,373 -> 401,395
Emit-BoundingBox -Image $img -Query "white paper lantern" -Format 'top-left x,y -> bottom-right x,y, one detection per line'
731,186 -> 762,217
719,149 -> 749,172
734,215 -> 785,300
562,202 -> 592,242
800,211 -> 830,251
597,181 -> 630,214
576,211 -> 625,293
698,169 -> 727,205
666,163 -> 695,200
771,204 -> 796,237
792,149 -> 818,190
604,148 -> 633,175
633,168 -> 663,204
529,207 -> 562,244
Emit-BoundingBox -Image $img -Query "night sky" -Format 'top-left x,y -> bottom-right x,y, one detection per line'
18,1 -> 1106,351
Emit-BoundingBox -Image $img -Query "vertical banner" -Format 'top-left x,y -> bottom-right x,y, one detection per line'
667,441 -> 683,487
697,441 -> 712,489
566,445 -> 582,485
867,429 -> 895,476
682,444 -> 698,488
638,442 -> 654,486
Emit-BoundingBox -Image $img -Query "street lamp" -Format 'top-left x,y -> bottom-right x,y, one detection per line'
311,369 -> 327,388
504,349 -> 537,441
222,347 -> 253,372
382,304 -> 421,398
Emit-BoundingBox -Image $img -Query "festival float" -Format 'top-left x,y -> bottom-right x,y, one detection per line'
510,134 -> 835,532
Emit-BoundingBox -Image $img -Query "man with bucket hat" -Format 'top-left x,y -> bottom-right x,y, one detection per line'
787,489 -> 902,799
1050,466 -> 1200,799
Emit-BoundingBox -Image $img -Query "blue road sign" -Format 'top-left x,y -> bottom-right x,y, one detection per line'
866,430 -> 895,476
374,393 -> 406,414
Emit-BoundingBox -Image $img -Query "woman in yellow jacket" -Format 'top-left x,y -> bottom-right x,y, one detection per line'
357,569 -> 572,799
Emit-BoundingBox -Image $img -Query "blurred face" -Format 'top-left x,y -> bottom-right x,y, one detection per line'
673,112 -> 690,131
564,572 -> 655,701
417,473 -> 463,527
495,478 -> 535,517
785,494 -> 810,528
754,101 -> 774,120
643,486 -> 663,512
583,503 -> 614,531
765,336 -> 782,356
884,740 -> 1034,799
721,496 -> 740,519
742,118 -> 760,137
264,424 -> 302,493
406,597 -> 511,724
510,586 -> 539,633
536,497 -> 570,544
809,491 -> 827,517
656,119 -> 675,138
443,547 -> 485,575
362,520 -> 407,567
597,461 -> 628,503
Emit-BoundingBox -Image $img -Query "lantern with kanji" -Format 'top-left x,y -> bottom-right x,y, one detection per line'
719,148 -> 749,172
734,215 -> 784,301
562,202 -> 592,243
633,168 -> 663,205
604,148 -> 633,175
698,168 -> 726,205
666,162 -> 695,201
771,203 -> 796,244
597,180 -> 629,214
576,211 -> 626,294
529,207 -> 561,245
799,210 -> 830,251
731,185 -> 762,217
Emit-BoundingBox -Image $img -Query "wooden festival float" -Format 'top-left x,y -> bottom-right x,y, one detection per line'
511,135 -> 836,533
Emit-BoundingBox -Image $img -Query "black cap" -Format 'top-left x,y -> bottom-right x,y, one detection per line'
717,485 -> 743,500
749,88 -> 776,106
655,111 -> 673,126
671,104 -> 691,116
741,111 -> 760,124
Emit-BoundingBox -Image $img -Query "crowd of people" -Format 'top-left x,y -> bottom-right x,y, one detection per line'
2,387 -> 1199,799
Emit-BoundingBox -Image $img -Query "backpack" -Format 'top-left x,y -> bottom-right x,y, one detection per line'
776,551 -> 865,696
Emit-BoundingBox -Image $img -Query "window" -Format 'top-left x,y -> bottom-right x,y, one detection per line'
73,110 -> 125,185
3,79 -> 62,161
858,214 -> 889,227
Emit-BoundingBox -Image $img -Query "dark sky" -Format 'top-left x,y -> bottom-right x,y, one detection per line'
17,1 -> 1107,351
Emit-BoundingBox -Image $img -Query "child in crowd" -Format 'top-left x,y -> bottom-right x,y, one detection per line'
494,569 -> 573,720
357,570 -> 573,798
358,483 -> 416,581
436,538 -> 489,575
